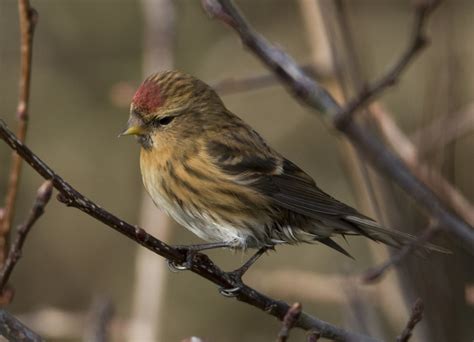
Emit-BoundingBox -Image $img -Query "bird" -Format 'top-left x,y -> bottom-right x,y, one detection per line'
121,70 -> 446,275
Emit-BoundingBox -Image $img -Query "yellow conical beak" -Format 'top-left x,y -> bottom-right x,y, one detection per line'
119,125 -> 145,137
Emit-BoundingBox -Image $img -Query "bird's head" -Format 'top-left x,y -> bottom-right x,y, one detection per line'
120,70 -> 225,149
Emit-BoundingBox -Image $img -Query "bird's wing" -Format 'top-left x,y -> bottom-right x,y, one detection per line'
252,159 -> 361,218
205,132 -> 361,219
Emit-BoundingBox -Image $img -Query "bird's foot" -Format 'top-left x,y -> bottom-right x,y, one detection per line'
167,247 -> 196,272
218,246 -> 270,297
167,242 -> 233,272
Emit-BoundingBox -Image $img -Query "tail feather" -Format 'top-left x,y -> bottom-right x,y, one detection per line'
344,215 -> 450,254
317,237 -> 354,259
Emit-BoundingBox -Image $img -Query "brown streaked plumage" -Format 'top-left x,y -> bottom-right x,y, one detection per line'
122,70 -> 446,257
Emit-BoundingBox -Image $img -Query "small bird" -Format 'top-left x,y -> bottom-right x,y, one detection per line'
121,70 -> 444,271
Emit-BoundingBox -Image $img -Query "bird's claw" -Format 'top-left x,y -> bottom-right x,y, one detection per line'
218,286 -> 242,297
167,247 -> 196,272
167,259 -> 190,272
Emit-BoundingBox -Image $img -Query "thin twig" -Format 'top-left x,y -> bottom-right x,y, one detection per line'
0,309 -> 43,342
396,298 -> 424,342
276,302 -> 302,342
0,180 -> 52,295
410,102 -> 474,156
201,0 -> 474,251
333,0 -> 440,128
362,224 -> 440,283
369,103 -> 474,226
0,122 -> 378,342
0,0 -> 38,263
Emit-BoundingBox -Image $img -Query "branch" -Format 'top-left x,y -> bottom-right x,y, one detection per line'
0,122 -> 378,342
396,298 -> 424,342
201,0 -> 474,251
0,0 -> 38,262
362,224 -> 440,283
0,180 -> 52,295
276,302 -> 302,342
333,0 -> 439,127
0,309 -> 43,342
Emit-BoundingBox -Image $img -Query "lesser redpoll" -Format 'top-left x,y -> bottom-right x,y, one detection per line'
121,70 -> 445,271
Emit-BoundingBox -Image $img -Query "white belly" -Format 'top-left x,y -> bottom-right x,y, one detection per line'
144,177 -> 252,248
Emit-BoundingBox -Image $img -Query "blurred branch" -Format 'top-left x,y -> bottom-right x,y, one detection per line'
84,297 -> 114,342
362,223 -> 440,283
0,0 -> 38,265
411,102 -> 474,156
396,298 -> 424,342
201,0 -> 474,250
276,302 -> 302,342
369,103 -> 474,226
0,309 -> 43,342
212,65 -> 325,96
333,0 -> 439,127
127,1 -> 175,341
0,123 -> 377,342
0,181 -> 52,296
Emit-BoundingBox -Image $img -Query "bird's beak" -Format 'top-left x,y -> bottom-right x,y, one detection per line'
119,116 -> 146,137
119,125 -> 145,137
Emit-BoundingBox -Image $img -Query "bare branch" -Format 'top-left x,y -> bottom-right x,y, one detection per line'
0,181 -> 53,295
333,0 -> 440,127
0,122 -> 378,342
276,302 -> 302,342
396,298 -> 424,342
362,224 -> 440,283
0,0 -> 39,262
0,309 -> 43,342
201,0 -> 474,250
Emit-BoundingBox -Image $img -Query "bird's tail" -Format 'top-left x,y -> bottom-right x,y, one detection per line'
344,215 -> 450,253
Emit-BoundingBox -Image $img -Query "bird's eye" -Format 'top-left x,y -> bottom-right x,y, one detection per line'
157,116 -> 174,126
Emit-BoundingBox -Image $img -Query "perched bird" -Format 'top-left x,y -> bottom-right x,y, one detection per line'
121,70 -> 444,267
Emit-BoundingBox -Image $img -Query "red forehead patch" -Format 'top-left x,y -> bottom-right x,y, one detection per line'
132,79 -> 163,113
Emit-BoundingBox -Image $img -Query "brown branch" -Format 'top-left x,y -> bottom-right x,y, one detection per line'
0,122 -> 378,342
276,302 -> 302,342
201,0 -> 474,251
0,180 -> 52,296
0,0 -> 38,264
362,224 -> 440,284
333,0 -> 439,128
0,309 -> 43,342
396,298 -> 424,342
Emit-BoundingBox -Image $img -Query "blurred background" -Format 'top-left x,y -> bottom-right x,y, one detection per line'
0,0 -> 473,341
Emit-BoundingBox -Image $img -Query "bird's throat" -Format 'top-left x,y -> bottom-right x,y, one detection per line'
137,134 -> 153,150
